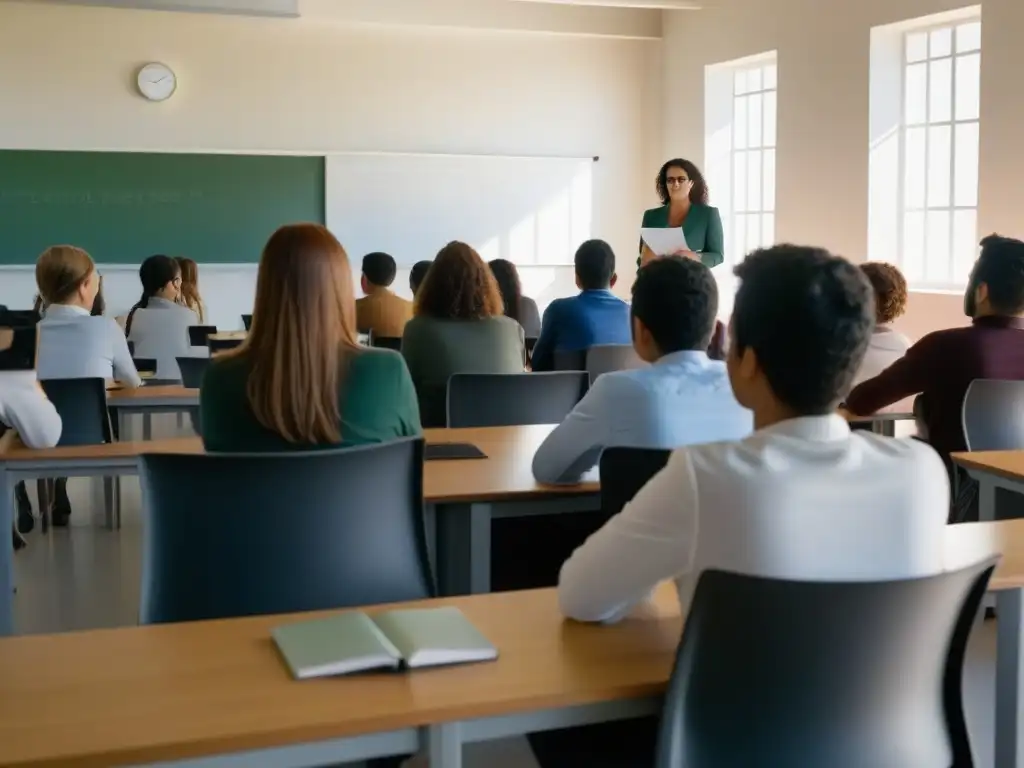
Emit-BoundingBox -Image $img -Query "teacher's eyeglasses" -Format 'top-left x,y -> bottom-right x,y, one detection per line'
666,176 -> 690,186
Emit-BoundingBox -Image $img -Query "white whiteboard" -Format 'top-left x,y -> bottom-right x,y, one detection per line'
325,153 -> 594,269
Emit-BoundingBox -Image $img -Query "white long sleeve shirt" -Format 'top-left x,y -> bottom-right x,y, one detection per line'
558,415 -> 950,623
0,371 -> 62,449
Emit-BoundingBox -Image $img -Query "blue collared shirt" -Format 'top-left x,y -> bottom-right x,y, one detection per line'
532,350 -> 753,484
37,304 -> 142,387
530,289 -> 631,372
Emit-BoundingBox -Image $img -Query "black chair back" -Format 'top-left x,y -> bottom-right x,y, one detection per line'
138,438 -> 434,624
0,309 -> 41,327
553,348 -> 586,371
585,344 -> 644,383
368,331 -> 403,351
655,558 -> 997,768
208,337 -> 244,354
187,325 -> 218,348
241,314 -> 253,332
176,357 -> 211,389
38,378 -> 112,446
599,447 -> 670,519
447,372 -> 589,428
963,379 -> 1024,451
132,358 -> 157,377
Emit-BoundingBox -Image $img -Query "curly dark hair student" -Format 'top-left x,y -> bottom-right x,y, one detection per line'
655,158 -> 710,206
414,241 -> 504,320
860,262 -> 908,325
732,244 -> 874,413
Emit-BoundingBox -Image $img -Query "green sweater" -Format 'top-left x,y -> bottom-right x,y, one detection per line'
199,347 -> 421,452
638,203 -> 725,269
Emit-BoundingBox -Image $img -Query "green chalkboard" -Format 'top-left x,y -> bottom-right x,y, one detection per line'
0,150 -> 324,264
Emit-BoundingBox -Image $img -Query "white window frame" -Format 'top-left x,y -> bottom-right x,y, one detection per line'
896,15 -> 981,290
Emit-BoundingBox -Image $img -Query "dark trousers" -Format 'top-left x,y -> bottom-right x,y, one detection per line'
528,717 -> 659,768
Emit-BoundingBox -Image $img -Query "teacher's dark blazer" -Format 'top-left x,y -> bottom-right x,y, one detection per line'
638,203 -> 724,270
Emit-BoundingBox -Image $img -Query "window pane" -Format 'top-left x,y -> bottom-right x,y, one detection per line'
956,21 -> 981,53
927,124 -> 952,208
747,92 -> 763,148
747,150 -> 762,211
733,150 -> 747,212
763,149 -> 776,212
747,214 -> 762,249
955,53 -> 981,121
734,214 -> 747,259
953,209 -> 977,284
734,95 -> 748,150
763,90 -> 776,147
902,211 -> 926,283
904,63 -> 927,125
925,209 -> 951,283
763,63 -> 777,90
929,57 -> 952,122
906,31 -> 928,63
762,213 -> 775,246
954,122 -> 980,207
930,27 -> 953,58
734,70 -> 747,95
747,67 -> 762,92
904,126 -> 926,209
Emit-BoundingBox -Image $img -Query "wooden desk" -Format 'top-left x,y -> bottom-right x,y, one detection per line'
106,385 -> 199,441
0,520 -> 1020,768
0,426 -> 599,629
0,585 -> 680,768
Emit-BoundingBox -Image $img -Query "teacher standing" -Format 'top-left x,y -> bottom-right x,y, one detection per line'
638,158 -> 724,270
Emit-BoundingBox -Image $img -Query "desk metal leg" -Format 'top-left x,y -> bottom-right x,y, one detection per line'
997,588 -> 1024,768
436,503 -> 491,596
0,468 -> 13,636
426,722 -> 462,768
143,413 -> 153,441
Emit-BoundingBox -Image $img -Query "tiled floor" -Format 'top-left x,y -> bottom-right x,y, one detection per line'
10,473 -> 1001,768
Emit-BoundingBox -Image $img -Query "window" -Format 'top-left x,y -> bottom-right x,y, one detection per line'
870,10 -> 980,290
705,53 -> 778,272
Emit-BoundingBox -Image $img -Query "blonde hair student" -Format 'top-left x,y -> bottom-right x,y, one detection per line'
175,257 -> 205,323
199,223 -> 421,451
34,245 -> 141,388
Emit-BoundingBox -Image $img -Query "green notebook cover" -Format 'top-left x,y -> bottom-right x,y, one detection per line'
272,613 -> 401,680
272,607 -> 497,679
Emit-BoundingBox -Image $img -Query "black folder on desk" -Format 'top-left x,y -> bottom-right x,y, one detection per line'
424,442 -> 487,461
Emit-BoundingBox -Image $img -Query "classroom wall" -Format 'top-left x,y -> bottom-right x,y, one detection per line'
662,0 -> 1024,340
0,0 -> 663,327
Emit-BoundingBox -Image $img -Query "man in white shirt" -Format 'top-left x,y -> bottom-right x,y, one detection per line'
531,256 -> 751,485
530,244 -> 950,767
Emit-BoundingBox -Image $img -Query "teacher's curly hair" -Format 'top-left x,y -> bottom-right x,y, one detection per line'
656,158 -> 709,206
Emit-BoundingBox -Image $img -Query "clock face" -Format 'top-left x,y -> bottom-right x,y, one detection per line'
137,63 -> 177,102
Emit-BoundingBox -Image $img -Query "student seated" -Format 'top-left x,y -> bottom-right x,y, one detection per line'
529,245 -> 949,768
175,257 -> 206,323
846,234 -> 1024,520
530,240 -> 631,372
409,259 -> 432,297
489,258 -> 542,338
200,224 -> 420,452
126,255 -> 199,381
851,261 -> 911,386
401,241 -> 525,428
355,251 -> 413,338
532,256 -> 751,485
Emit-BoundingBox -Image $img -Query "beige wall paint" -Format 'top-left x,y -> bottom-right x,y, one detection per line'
0,1 -> 661,286
662,0 -> 1023,339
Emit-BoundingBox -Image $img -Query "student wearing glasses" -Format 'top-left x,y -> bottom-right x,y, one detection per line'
639,158 -> 724,269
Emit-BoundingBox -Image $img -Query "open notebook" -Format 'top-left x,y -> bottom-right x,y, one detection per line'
272,606 -> 497,679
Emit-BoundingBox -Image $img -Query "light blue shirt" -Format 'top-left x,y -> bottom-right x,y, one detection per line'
532,350 -> 753,484
37,304 -> 142,387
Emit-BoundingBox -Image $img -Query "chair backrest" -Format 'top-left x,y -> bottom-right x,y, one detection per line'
655,558 -> 998,768
187,325 -> 218,348
132,357 -> 157,377
176,356 -> 211,389
207,336 -> 244,354
962,379 -> 1024,451
553,348 -> 586,371
369,332 -> 402,351
599,447 -> 671,519
241,314 -> 253,331
38,378 -> 112,446
447,372 -> 589,428
138,438 -> 434,624
585,344 -> 646,383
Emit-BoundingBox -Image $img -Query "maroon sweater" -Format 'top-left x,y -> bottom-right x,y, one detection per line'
846,315 -> 1024,458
